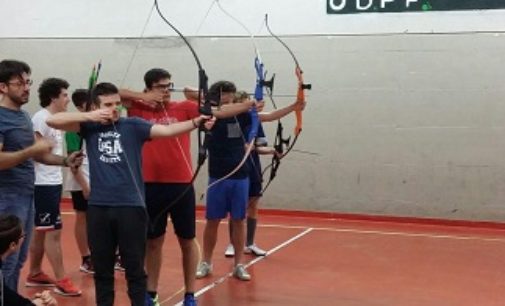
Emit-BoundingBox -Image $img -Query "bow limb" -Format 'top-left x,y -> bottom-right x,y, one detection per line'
260,14 -> 312,194
204,137 -> 256,193
265,14 -> 311,153
209,0 -> 265,181
214,0 -> 261,141
148,1 -> 214,227
153,0 -> 212,183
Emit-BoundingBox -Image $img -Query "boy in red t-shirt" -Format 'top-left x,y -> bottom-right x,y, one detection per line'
120,68 -> 253,306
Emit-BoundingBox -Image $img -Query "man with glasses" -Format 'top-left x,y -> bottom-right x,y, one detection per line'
0,60 -> 82,292
120,68 -> 254,306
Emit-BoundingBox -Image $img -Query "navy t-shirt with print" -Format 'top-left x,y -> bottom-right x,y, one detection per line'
81,117 -> 152,207
0,107 -> 35,195
208,112 -> 252,179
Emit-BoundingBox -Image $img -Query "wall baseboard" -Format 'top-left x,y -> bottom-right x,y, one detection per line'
61,198 -> 505,230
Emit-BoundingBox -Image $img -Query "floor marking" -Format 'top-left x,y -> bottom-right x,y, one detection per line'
62,212 -> 505,243
159,239 -> 203,305
195,219 -> 505,243
168,228 -> 313,306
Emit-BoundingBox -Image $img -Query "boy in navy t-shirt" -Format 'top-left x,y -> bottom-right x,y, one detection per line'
46,82 -> 213,306
196,81 -> 305,281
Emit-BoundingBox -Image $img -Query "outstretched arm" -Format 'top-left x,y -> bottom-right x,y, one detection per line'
258,100 -> 306,123
212,100 -> 256,119
46,109 -> 114,132
150,115 -> 214,138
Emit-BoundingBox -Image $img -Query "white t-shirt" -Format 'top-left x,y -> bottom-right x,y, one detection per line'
32,108 -> 63,185
64,141 -> 89,191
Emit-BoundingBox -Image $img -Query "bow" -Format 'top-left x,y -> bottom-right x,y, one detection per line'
154,0 -> 212,181
203,0 -> 272,193
261,14 -> 311,194
149,0 -> 214,226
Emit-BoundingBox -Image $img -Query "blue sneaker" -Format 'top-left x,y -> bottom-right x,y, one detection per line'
145,293 -> 153,306
183,294 -> 197,306
144,293 -> 160,306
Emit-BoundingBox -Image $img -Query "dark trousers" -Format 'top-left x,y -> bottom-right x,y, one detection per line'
87,206 -> 147,306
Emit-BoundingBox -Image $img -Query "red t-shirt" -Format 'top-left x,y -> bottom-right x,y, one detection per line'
128,100 -> 200,183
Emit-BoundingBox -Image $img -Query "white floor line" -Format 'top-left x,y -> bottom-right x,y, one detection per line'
167,228 -> 313,306
196,219 -> 505,243
308,227 -> 505,242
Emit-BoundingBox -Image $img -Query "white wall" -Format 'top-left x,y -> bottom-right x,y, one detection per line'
2,0 -> 505,221
1,0 -> 505,38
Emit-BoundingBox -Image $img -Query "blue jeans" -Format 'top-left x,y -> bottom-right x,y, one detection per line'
0,192 -> 34,291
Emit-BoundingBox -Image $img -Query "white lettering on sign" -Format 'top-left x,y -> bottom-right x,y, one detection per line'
357,0 -> 373,10
406,0 -> 418,8
329,0 -> 420,11
329,0 -> 346,10
380,0 -> 395,9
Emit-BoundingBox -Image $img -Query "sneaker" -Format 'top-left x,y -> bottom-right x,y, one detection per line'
151,294 -> 160,306
224,244 -> 235,257
25,271 -> 56,287
79,257 -> 94,274
183,294 -> 197,306
244,244 -> 267,256
195,262 -> 212,279
145,293 -> 153,306
232,264 -> 251,281
145,293 -> 160,306
115,254 -> 125,272
53,277 -> 82,296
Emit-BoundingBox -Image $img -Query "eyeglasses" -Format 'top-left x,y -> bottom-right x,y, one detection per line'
7,79 -> 33,87
152,82 -> 174,91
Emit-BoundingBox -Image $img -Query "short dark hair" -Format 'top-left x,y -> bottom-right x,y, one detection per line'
208,81 -> 236,105
0,214 -> 22,255
209,80 -> 236,95
38,78 -> 69,107
91,82 -> 119,106
71,89 -> 89,108
0,60 -> 31,83
144,68 -> 171,89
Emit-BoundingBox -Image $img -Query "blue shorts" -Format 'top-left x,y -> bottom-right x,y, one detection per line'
34,185 -> 62,230
206,177 -> 249,220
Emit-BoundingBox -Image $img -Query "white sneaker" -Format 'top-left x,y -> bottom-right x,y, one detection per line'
244,244 -> 267,256
232,264 -> 251,281
196,262 -> 212,279
224,244 -> 235,257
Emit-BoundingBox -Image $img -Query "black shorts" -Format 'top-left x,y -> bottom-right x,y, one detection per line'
249,160 -> 263,198
34,185 -> 62,230
145,183 -> 196,240
70,191 -> 88,212
249,177 -> 263,198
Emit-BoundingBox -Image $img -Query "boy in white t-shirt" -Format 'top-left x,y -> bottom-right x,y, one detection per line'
27,78 -> 81,296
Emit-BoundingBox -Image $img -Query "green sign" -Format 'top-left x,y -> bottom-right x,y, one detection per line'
327,0 -> 505,14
